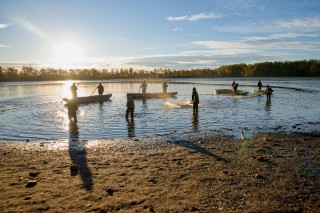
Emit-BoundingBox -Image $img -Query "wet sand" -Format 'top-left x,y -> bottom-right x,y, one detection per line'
0,133 -> 319,212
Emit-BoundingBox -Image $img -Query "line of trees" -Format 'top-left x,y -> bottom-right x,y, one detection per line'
0,60 -> 319,81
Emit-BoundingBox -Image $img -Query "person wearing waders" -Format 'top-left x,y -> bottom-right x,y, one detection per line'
191,87 -> 199,114
126,95 -> 135,118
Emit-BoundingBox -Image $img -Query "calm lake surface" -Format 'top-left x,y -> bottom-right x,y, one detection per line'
1,78 -> 319,142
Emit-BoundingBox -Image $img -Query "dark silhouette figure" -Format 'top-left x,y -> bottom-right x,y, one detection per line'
191,87 -> 199,113
257,80 -> 262,91
126,95 -> 135,118
70,82 -> 78,99
140,80 -> 147,93
97,83 -> 104,95
232,81 -> 238,93
162,82 -> 168,93
68,123 -> 93,191
67,100 -> 78,123
265,84 -> 273,101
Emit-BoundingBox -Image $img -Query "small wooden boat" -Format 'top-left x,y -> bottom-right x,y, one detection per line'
127,92 -> 178,99
213,89 -> 248,96
63,94 -> 112,104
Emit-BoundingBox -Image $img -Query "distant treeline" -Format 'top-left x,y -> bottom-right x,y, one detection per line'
0,60 -> 319,81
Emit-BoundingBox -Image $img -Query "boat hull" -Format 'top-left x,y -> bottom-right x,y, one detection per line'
213,89 -> 248,96
127,92 -> 178,99
64,94 -> 112,104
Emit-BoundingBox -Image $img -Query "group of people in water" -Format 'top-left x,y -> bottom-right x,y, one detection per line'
70,82 -> 105,99
139,80 -> 168,94
232,80 -> 273,101
67,80 -> 273,123
257,80 -> 274,101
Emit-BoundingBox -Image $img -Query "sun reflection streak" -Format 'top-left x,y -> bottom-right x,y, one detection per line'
56,108 -> 71,132
60,81 -> 74,99
60,81 -> 86,98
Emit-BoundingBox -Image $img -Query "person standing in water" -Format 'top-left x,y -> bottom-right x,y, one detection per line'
258,80 -> 262,91
97,83 -> 104,95
265,84 -> 273,101
191,87 -> 199,113
126,95 -> 135,118
162,82 -> 168,93
140,80 -> 147,93
70,82 -> 78,99
232,81 -> 238,93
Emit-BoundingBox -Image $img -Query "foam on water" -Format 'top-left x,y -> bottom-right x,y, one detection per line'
163,100 -> 192,109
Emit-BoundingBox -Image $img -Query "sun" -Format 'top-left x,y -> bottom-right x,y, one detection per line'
49,40 -> 85,68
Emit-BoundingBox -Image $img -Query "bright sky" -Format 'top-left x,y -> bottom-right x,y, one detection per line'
0,0 -> 320,70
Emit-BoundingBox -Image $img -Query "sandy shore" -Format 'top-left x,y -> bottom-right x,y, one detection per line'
0,133 -> 319,212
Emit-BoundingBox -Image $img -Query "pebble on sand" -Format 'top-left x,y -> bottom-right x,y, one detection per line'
25,180 -> 37,188
29,171 -> 40,177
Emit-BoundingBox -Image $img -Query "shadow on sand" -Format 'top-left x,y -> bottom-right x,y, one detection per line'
68,122 -> 93,191
168,139 -> 230,163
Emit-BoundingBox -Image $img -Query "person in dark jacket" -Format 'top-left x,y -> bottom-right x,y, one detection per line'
257,80 -> 262,91
140,80 -> 147,93
97,83 -> 104,95
162,82 -> 168,93
232,81 -> 238,93
70,82 -> 78,99
265,84 -> 273,101
126,95 -> 135,118
191,87 -> 199,113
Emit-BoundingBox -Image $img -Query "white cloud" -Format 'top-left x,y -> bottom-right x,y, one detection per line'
0,23 -> 13,29
172,28 -> 182,32
192,32 -> 320,51
6,47 -> 313,70
193,41 -> 251,49
176,59 -> 218,65
213,17 -> 320,33
246,33 -> 320,40
167,12 -> 222,22
0,44 -> 10,48
276,17 -> 320,29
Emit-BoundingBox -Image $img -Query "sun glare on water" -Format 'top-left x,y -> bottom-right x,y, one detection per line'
60,80 -> 85,99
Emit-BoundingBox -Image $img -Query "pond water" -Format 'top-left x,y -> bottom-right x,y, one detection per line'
0,78 -> 319,142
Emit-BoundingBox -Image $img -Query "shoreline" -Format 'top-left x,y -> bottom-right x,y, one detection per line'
1,133 -> 319,212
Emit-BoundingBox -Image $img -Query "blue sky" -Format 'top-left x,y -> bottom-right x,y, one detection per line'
0,0 -> 320,70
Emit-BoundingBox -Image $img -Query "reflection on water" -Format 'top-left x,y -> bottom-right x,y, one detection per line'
126,118 -> 135,137
99,102 -> 104,110
265,100 -> 272,113
142,99 -> 147,109
192,113 -> 199,132
0,78 -> 320,141
69,121 -> 79,133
